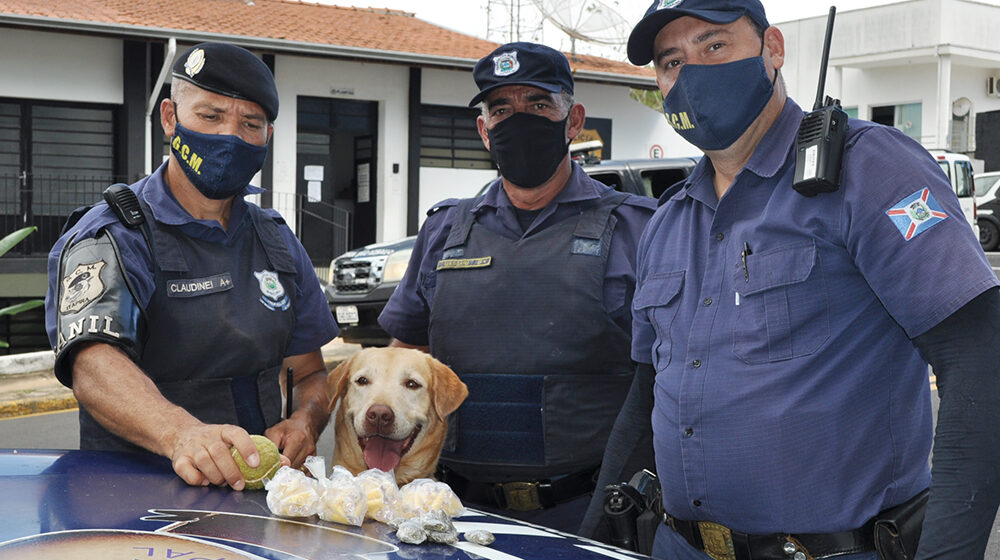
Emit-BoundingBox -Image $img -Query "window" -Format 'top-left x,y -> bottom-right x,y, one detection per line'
871,102 -> 921,141
419,105 -> 492,169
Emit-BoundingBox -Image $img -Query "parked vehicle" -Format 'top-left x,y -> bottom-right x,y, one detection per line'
974,171 -> 1000,207
928,150 -> 978,240
0,449 -> 642,560
327,157 -> 700,346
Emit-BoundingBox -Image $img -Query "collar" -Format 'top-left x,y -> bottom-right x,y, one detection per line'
140,161 -> 263,230
673,98 -> 804,205
476,162 -> 606,212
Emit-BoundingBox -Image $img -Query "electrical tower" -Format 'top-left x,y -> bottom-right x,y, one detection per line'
485,0 -> 544,44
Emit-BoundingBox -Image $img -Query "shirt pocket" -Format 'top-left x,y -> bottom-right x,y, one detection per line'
732,241 -> 830,364
634,270 -> 685,371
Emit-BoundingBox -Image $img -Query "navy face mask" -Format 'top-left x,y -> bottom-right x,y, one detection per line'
661,55 -> 776,151
487,112 -> 570,189
170,121 -> 269,200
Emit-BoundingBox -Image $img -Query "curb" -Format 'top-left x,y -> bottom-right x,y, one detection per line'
0,394 -> 78,419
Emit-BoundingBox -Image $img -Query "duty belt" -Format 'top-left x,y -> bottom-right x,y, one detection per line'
663,513 -> 876,560
438,467 -> 597,512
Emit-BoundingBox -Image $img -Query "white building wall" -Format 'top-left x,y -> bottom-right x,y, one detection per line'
273,54 -> 409,242
0,28 -> 121,103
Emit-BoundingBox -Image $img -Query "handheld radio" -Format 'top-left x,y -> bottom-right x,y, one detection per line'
793,6 -> 848,197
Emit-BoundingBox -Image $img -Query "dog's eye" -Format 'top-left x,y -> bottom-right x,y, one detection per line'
405,379 -> 422,390
355,376 -> 369,386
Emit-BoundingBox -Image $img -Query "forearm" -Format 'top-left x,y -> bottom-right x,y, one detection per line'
912,287 -> 1000,559
289,370 -> 329,440
72,342 -> 201,456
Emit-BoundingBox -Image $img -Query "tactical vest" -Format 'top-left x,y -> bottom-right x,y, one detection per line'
78,197 -> 297,452
430,189 -> 633,480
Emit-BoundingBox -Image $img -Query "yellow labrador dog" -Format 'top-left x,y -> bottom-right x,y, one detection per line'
327,347 -> 468,485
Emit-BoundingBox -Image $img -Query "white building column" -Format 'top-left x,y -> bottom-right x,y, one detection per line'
936,51 -> 952,151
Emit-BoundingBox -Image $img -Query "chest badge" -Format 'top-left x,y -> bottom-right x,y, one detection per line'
254,270 -> 290,311
885,187 -> 948,241
60,261 -> 106,314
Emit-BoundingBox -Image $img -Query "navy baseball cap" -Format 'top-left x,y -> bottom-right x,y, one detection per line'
172,42 -> 279,122
468,42 -> 574,107
627,0 -> 770,66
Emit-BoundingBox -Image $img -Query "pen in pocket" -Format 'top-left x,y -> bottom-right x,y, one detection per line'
741,242 -> 752,283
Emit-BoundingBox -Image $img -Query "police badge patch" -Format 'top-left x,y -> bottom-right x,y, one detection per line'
60,261 -> 107,314
659,0 -> 683,8
493,51 -> 519,76
886,188 -> 948,241
184,48 -> 206,77
254,270 -> 290,311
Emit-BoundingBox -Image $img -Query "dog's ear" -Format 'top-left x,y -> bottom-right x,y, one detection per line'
327,353 -> 358,413
426,355 -> 469,421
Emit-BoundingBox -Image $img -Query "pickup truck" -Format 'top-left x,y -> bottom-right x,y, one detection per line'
326,157 -> 700,346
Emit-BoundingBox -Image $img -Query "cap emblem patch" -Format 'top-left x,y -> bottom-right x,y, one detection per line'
60,261 -> 106,314
659,0 -> 683,8
184,48 -> 206,78
885,187 -> 948,241
493,51 -> 520,77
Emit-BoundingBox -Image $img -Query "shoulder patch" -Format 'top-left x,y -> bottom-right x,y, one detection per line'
885,187 -> 948,241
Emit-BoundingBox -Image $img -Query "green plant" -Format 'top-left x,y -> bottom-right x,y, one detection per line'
629,87 -> 664,112
0,226 -> 44,348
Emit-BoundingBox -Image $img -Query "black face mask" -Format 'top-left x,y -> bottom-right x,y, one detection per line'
486,112 -> 570,188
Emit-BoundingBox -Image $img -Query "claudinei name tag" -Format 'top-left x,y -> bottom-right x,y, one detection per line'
436,256 -> 492,271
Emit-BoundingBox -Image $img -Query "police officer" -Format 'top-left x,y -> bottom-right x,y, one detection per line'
620,1 -> 1000,558
378,42 -> 655,533
44,43 -> 339,491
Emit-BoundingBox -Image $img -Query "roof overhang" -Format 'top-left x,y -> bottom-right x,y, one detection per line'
0,13 -> 657,88
832,44 -> 1000,70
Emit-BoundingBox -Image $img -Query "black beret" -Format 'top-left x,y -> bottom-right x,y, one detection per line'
172,42 -> 279,121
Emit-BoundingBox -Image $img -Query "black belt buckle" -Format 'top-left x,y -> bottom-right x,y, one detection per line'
496,481 -> 544,511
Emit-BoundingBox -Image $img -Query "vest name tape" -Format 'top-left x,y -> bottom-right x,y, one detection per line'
436,256 -> 492,271
166,273 -> 234,298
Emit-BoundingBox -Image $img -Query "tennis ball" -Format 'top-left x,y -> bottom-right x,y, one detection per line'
231,434 -> 281,490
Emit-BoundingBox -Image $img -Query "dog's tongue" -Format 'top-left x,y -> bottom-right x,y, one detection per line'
363,437 -> 404,472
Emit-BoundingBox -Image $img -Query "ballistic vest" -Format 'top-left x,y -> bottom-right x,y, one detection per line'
78,196 -> 296,452
430,189 -> 633,480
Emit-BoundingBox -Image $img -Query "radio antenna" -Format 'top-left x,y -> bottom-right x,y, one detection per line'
813,6 -> 837,111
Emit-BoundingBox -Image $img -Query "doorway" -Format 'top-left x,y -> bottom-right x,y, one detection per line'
296,97 -> 378,266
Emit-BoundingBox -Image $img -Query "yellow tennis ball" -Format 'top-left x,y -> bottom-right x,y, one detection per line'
231,435 -> 281,490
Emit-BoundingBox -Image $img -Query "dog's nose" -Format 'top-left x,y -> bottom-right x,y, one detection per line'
365,405 -> 395,431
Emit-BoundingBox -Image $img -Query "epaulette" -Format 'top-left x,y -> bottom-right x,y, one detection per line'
620,193 -> 657,210
261,207 -> 288,225
426,198 -> 460,217
657,180 -> 687,207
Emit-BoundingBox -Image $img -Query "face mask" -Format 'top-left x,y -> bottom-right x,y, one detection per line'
661,55 -> 775,151
170,121 -> 268,200
487,112 -> 570,189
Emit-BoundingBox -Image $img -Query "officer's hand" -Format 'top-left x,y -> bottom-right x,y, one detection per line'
168,424 -> 260,491
265,418 -> 317,469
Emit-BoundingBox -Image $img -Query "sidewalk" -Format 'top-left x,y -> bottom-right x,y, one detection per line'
0,338 -> 362,419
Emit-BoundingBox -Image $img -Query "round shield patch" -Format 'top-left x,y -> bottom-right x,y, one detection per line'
493,51 -> 520,77
184,48 -> 206,77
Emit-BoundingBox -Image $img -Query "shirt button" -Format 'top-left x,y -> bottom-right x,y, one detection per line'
703,298 -> 712,306
716,232 -> 725,241
692,360 -> 702,368
693,500 -> 702,507
684,427 -> 694,437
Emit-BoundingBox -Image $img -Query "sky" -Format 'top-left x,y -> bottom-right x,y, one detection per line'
311,0 -> 1000,61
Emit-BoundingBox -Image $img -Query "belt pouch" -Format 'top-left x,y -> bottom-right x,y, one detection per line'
873,489 -> 928,560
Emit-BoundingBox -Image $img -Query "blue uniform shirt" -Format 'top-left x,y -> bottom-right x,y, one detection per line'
380,162 -> 656,346
633,99 -> 998,534
44,162 -> 338,358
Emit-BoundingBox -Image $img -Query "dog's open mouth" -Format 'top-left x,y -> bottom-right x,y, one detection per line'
359,425 -> 422,473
